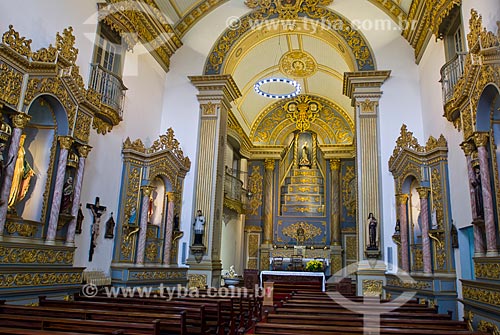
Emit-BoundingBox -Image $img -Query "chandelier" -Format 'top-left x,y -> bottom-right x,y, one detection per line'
254,77 -> 302,99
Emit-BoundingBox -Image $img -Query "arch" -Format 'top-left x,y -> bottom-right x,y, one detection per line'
476,84 -> 500,131
204,7 -> 376,75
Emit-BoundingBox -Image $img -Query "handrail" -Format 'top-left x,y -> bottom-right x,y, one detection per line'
89,63 -> 127,118
440,52 -> 467,105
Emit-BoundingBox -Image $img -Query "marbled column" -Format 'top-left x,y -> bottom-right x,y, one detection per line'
136,186 -> 155,265
474,133 -> 498,256
46,136 -> 73,243
163,192 -> 175,265
416,187 -> 432,274
330,159 -> 341,245
66,145 -> 91,245
0,113 -> 30,234
461,141 -> 486,256
396,194 -> 409,272
312,133 -> 318,169
263,159 -> 275,244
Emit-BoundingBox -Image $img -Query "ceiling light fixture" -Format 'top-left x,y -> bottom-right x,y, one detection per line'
254,77 -> 301,99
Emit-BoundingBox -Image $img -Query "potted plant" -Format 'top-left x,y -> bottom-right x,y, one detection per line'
305,259 -> 324,272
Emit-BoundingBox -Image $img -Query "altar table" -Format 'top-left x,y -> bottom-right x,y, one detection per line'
260,270 -> 326,291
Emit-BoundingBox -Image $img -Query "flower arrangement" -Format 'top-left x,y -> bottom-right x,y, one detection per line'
305,259 -> 324,272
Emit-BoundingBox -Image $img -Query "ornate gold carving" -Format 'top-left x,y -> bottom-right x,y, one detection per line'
245,0 -> 334,20
77,145 -> 92,159
478,320 -> 500,335
145,242 -> 158,262
56,27 -> 78,64
330,159 -> 341,171
416,187 -> 429,199
2,25 -> 32,58
74,113 -> 92,143
412,248 -> 423,271
264,159 -> 275,171
202,102 -> 217,116
460,141 -> 475,156
363,280 -> 383,297
282,221 -> 322,241
285,96 -> 322,132
148,128 -> 191,169
387,277 -> 431,290
474,259 -> 500,280
248,166 -> 263,215
345,235 -> 357,260
188,274 -> 207,289
431,168 -> 444,229
464,310 -> 474,331
280,50 -> 317,78
0,246 -> 74,265
0,272 -> 82,288
5,221 -> 38,237
0,63 -> 23,106
58,136 -> 73,150
130,270 -> 184,281
396,194 -> 409,206
175,0 -> 228,37
11,113 -> 31,129
92,117 -> 113,135
342,165 -> 356,217
359,99 -> 377,113
463,285 -> 500,306
473,132 -> 489,148
100,0 -> 182,72
142,185 -> 155,197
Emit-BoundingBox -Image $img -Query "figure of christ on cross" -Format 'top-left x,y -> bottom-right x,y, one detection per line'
87,197 -> 106,262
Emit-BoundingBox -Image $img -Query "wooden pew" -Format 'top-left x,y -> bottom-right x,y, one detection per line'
0,328 -> 116,335
0,314 -> 161,335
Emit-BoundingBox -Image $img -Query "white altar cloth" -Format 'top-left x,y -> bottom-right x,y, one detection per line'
260,270 -> 326,291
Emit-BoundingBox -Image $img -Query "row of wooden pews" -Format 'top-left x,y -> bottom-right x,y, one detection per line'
0,286 -> 262,335
244,290 -> 487,335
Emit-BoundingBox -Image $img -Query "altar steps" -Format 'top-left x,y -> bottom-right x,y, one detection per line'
280,168 -> 325,217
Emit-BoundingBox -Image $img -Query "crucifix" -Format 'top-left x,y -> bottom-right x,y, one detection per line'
87,197 -> 106,262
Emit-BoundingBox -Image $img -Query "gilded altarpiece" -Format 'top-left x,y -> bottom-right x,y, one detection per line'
387,125 -> 457,316
111,129 -> 190,287
444,11 -> 500,332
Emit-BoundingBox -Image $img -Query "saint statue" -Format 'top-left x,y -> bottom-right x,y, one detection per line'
8,134 -> 35,213
367,213 -> 378,249
60,176 -> 74,214
299,141 -> 310,167
193,209 -> 205,245
296,223 -> 305,245
471,166 -> 484,219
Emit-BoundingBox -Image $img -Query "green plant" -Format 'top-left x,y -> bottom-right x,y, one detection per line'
305,259 -> 324,272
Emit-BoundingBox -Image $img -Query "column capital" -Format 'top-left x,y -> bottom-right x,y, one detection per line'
396,194 -> 409,205
343,70 -> 391,106
473,132 -> 489,148
416,187 -> 430,199
166,192 -> 175,203
264,159 -> 275,171
330,159 -> 341,171
77,145 -> 92,158
58,136 -> 73,150
11,113 -> 31,129
189,75 -> 242,104
141,185 -> 156,197
460,141 -> 476,156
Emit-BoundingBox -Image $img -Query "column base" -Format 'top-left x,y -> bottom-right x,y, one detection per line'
44,239 -> 56,246
486,250 -> 499,257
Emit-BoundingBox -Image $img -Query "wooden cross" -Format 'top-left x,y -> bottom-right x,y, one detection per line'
86,197 -> 106,224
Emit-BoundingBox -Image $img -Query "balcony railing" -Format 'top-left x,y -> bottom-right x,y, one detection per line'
89,64 -> 126,118
224,167 -> 244,203
440,52 -> 466,105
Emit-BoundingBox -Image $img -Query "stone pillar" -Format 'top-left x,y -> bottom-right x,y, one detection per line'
136,185 -> 155,265
344,71 -> 390,295
46,136 -> 74,243
396,194 -> 410,272
66,145 -> 91,245
416,187 -> 432,274
473,132 -> 498,256
460,141 -> 486,256
240,158 -> 248,189
263,159 -> 275,245
0,113 -> 30,234
163,192 -> 175,265
189,75 -> 241,286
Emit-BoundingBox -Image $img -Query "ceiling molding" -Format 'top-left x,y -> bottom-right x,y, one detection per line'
367,0 -> 408,23
174,0 -> 229,37
101,0 -> 183,72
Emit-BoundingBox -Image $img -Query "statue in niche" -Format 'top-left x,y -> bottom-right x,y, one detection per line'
471,165 -> 484,219
193,209 -> 205,245
75,204 -> 84,234
299,141 -> 311,168
8,134 -> 35,214
60,176 -> 74,214
296,222 -> 305,245
367,213 -> 378,250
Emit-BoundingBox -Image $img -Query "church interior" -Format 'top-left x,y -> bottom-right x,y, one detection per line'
0,0 -> 499,334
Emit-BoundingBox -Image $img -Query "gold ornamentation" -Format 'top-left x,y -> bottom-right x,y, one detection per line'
92,117 -> 113,135
248,166 -> 263,215
188,274 -> 207,289
416,187 -> 429,199
130,270 -> 184,281
0,272 -> 82,288
279,50 -> 317,78
56,27 -> 78,63
245,0 -> 334,20
264,159 -> 275,171
5,221 -> 38,237
2,25 -> 32,58
77,145 -> 92,159
387,277 -> 431,290
175,0 -> 228,37
463,285 -> 500,307
412,248 -> 423,271
330,159 -> 341,171
342,165 -> 356,218
148,128 -> 191,169
11,113 -> 31,129
282,221 -> 322,241
58,136 -> 73,150
359,99 -> 377,113
478,320 -> 500,335
285,96 -> 322,132
74,113 -> 92,143
145,242 -> 159,263
464,310 -> 474,331
473,132 -> 489,148
474,259 -> 500,280
431,168 -> 444,229
345,235 -> 357,260
100,0 -> 182,72
363,280 -> 383,297
0,63 -> 23,106
202,102 -> 217,116
0,246 -> 74,265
